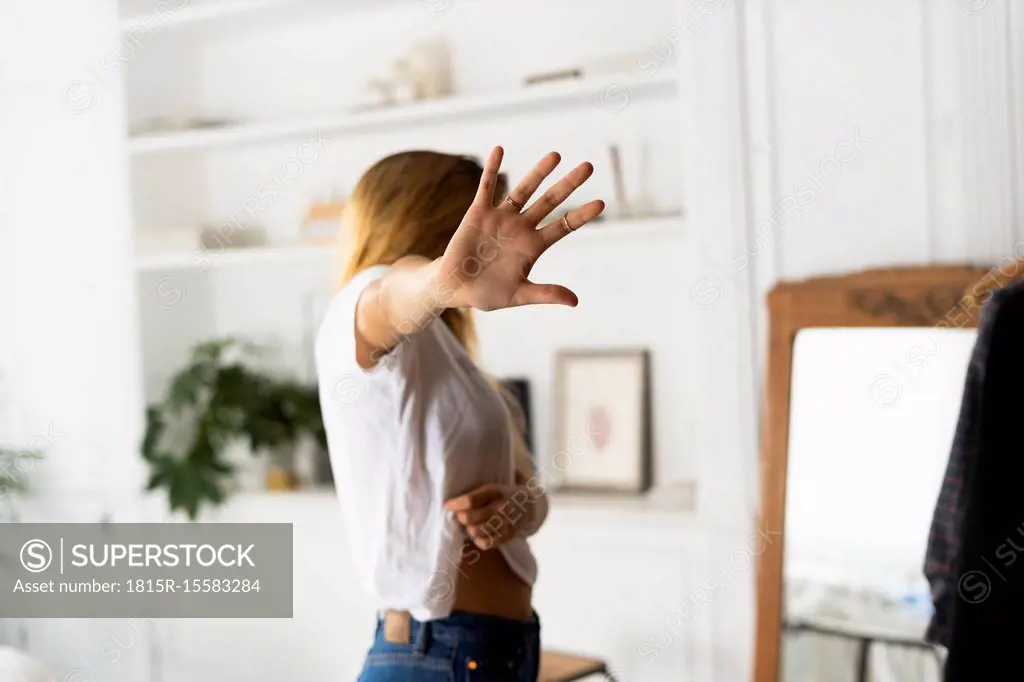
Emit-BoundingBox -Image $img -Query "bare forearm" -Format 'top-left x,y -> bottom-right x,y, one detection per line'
377,256 -> 449,334
355,256 -> 446,367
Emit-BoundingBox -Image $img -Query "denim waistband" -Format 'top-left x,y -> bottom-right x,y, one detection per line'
377,610 -> 540,648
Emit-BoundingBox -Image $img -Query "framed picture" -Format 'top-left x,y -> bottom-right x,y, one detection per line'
553,349 -> 651,493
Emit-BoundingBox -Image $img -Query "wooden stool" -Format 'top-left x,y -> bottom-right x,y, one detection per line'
539,650 -> 615,681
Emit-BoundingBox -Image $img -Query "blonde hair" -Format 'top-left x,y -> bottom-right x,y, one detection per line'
339,150 -> 534,479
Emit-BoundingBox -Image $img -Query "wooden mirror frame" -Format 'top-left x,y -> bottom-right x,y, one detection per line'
752,264 -> 991,682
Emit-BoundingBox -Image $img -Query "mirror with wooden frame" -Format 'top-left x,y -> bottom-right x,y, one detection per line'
753,265 -> 990,682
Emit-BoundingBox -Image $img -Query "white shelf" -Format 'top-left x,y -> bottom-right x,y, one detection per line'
119,0 -> 396,34
132,215 -> 683,272
127,69 -> 679,156
132,216 -> 684,272
218,485 -> 701,531
121,0 -> 292,31
134,242 -> 334,272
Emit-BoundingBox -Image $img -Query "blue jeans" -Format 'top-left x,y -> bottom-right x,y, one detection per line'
357,610 -> 541,682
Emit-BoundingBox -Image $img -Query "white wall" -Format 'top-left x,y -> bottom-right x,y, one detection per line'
743,0 -> 1024,344
0,0 -> 151,678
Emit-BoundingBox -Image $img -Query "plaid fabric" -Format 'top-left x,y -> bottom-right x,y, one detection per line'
923,289 -> 1008,646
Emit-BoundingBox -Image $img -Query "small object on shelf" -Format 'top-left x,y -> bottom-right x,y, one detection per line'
608,144 -> 630,216
605,142 -> 676,220
200,223 -> 268,250
302,200 -> 346,244
630,139 -> 660,217
130,116 -> 235,137
522,53 -> 645,88
265,465 -> 299,491
406,38 -> 452,100
523,68 -> 584,87
390,68 -> 418,105
356,38 -> 452,110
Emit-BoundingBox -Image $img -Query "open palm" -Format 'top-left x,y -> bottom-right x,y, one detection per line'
437,147 -> 605,311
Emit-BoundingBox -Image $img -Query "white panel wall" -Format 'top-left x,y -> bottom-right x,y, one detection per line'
677,1 -> 760,679
0,0 -> 144,500
743,0 -> 1021,346
770,0 -> 929,277
0,0 -> 152,679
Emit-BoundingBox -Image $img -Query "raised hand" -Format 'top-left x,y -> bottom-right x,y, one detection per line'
435,147 -> 604,311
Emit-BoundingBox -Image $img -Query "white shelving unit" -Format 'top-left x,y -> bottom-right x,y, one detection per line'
132,214 -> 684,272
125,0 -> 687,522
129,69 -> 678,155
112,2 -> 696,679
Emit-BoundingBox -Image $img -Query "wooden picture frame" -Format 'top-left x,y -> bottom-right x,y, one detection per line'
753,265 -> 989,682
552,349 -> 652,494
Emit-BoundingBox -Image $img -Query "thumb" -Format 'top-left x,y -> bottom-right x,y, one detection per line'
511,282 -> 578,307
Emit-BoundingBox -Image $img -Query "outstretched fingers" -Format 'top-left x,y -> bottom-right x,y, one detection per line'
474,146 -> 505,206
521,161 -> 594,224
536,199 -> 605,248
501,151 -> 561,211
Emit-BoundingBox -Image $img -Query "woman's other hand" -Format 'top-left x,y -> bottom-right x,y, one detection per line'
433,147 -> 605,311
444,482 -> 544,549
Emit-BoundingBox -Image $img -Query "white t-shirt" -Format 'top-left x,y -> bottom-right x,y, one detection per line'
315,264 -> 539,621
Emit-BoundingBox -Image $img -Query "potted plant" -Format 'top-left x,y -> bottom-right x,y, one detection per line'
141,338 -> 327,520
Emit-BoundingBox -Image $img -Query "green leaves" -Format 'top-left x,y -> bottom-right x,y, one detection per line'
0,448 -> 43,498
142,337 -> 324,521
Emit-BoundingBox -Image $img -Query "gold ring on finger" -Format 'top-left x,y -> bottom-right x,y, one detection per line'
504,195 -> 524,211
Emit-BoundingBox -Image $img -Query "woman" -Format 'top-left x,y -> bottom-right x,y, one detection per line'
316,146 -> 604,681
